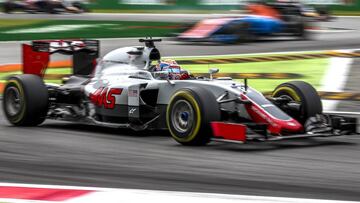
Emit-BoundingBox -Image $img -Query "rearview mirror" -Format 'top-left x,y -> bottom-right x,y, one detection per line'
209,68 -> 219,74
209,68 -> 219,80
152,71 -> 169,80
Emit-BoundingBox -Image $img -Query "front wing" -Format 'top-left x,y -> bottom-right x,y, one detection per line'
211,114 -> 359,144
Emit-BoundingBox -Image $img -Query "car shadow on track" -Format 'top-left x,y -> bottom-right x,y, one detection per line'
41,122 -> 171,137
205,138 -> 357,152
34,122 -> 358,152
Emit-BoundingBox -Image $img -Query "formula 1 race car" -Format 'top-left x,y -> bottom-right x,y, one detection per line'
178,4 -> 311,43
2,0 -> 86,14
2,38 -> 358,145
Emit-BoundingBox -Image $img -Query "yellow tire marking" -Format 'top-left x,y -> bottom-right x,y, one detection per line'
272,86 -> 301,102
6,79 -> 26,123
166,90 -> 202,143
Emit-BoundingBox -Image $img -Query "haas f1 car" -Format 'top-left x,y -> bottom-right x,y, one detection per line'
3,39 -> 358,145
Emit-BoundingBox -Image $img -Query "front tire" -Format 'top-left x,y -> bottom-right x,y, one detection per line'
272,81 -> 322,124
166,87 -> 220,146
3,75 -> 48,126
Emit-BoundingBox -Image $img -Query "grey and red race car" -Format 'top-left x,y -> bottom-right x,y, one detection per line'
2,38 -> 358,145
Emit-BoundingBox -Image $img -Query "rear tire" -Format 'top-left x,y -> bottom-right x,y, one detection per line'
166,87 -> 220,146
293,17 -> 312,40
272,81 -> 322,124
3,75 -> 48,126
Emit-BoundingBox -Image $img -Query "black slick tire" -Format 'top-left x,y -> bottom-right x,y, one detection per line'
3,74 -> 48,126
166,87 -> 220,146
272,81 -> 322,123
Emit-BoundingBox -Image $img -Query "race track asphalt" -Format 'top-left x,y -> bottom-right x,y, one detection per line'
0,14 -> 359,201
0,111 -> 359,201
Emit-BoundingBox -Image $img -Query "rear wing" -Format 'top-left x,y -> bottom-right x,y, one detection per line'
22,39 -> 99,77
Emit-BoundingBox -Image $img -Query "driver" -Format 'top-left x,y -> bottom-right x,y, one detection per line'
154,59 -> 190,80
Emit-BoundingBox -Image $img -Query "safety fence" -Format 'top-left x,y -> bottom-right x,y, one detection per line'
263,91 -> 360,101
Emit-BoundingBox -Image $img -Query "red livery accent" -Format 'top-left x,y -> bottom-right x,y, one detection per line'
211,122 -> 247,142
0,186 -> 92,201
241,94 -> 303,134
89,87 -> 104,105
107,88 -> 122,109
89,88 -> 123,109
22,44 -> 50,77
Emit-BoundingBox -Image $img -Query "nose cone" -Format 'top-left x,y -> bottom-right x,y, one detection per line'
280,119 -> 303,133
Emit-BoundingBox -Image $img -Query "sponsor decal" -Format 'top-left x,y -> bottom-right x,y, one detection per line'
128,89 -> 138,97
129,108 -> 137,114
89,88 -> 123,109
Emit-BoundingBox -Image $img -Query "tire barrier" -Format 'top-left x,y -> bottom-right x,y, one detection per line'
264,91 -> 360,101
318,91 -> 360,101
193,73 -> 303,79
177,51 -> 360,65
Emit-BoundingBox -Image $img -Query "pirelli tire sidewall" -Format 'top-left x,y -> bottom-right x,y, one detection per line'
3,74 -> 49,126
272,81 -> 322,123
166,87 -> 220,146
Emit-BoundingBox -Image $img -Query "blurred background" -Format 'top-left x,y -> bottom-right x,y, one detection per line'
0,1 -> 360,202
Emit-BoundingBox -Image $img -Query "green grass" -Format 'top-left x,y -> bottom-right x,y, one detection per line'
0,59 -> 328,92
332,10 -> 360,16
0,19 -> 46,28
0,20 -> 183,41
46,68 -> 72,74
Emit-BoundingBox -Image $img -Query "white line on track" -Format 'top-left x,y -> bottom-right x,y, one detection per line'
320,50 -> 353,111
324,111 -> 360,115
0,182 -> 359,203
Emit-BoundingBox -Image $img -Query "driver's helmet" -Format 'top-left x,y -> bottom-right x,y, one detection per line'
155,59 -> 190,80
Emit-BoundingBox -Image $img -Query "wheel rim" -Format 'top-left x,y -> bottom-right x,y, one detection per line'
5,86 -> 22,117
171,99 -> 195,134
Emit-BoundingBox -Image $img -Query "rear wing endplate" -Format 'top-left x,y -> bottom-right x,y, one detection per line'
22,40 -> 99,77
